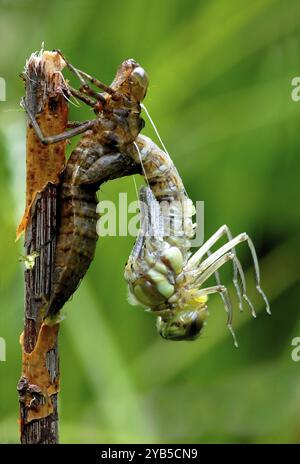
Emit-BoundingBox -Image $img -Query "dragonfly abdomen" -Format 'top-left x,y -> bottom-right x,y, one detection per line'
46,150 -> 99,316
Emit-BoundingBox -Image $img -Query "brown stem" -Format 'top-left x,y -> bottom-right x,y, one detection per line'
17,51 -> 67,444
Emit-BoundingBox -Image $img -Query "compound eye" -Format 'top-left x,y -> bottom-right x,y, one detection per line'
132,67 -> 149,87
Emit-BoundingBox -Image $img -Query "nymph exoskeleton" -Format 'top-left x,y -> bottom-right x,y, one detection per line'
125,135 -> 270,346
22,51 -> 149,316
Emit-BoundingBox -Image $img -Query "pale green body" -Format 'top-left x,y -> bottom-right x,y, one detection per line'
125,135 -> 208,340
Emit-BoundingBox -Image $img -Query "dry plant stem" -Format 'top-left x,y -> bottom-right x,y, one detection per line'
17,51 -> 67,444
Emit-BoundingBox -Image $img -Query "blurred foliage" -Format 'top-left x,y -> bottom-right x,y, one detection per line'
0,0 -> 300,444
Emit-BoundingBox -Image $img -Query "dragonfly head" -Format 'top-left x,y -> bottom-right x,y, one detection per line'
112,59 -> 149,102
157,308 -> 208,341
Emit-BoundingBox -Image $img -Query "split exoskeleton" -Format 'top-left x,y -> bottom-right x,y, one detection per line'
23,50 -> 270,345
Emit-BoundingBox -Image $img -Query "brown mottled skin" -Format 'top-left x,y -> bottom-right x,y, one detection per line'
47,59 -> 146,315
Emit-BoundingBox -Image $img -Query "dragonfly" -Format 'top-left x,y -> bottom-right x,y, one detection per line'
23,51 -> 270,345
125,135 -> 270,347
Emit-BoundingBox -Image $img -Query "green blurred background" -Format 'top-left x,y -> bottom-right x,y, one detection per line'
1,0 -> 300,444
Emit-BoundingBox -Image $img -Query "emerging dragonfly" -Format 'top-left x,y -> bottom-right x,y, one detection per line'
125,136 -> 270,346
23,51 -> 270,345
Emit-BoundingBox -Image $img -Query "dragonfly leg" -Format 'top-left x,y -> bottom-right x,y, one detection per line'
67,120 -> 93,128
188,225 -> 246,312
68,86 -> 99,108
195,232 -> 269,314
195,252 -> 235,287
69,83 -> 106,106
21,97 -> 97,145
54,49 -> 116,97
197,285 -> 238,347
78,85 -> 106,105
245,236 -> 271,315
205,255 -> 236,317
